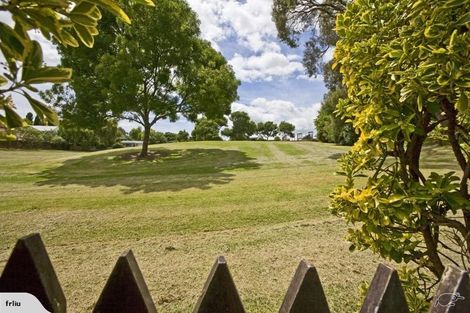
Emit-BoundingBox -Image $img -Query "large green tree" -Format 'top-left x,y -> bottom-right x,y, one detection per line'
315,88 -> 357,145
331,0 -> 470,307
192,118 -> 223,141
222,111 -> 257,141
0,0 -> 153,133
279,121 -> 295,139
256,121 -> 278,140
41,10 -> 119,131
96,0 -> 239,157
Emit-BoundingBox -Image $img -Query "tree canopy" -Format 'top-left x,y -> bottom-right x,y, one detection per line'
0,0 -> 153,134
315,88 -> 357,145
93,0 -> 238,157
41,9 -> 119,131
272,0 -> 346,77
331,0 -> 470,307
222,111 -> 257,141
192,118 -> 223,141
256,121 -> 278,140
279,121 -> 295,139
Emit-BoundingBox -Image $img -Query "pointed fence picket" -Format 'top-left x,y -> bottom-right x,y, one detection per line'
0,233 -> 468,313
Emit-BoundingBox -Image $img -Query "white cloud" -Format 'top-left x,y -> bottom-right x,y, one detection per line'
186,0 -> 231,48
229,52 -> 304,82
187,0 -> 306,82
221,0 -> 278,52
232,98 -> 321,132
187,0 -> 282,53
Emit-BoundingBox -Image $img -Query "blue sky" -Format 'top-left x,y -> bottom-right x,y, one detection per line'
3,0 -> 329,134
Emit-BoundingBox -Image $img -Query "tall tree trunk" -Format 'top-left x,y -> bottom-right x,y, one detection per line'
140,124 -> 151,158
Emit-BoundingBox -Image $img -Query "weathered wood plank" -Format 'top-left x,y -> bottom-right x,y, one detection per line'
193,256 -> 245,313
93,250 -> 157,313
359,263 -> 409,313
429,266 -> 469,313
0,233 -> 66,313
279,260 -> 330,313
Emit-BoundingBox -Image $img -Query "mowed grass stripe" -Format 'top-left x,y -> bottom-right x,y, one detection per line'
0,141 -> 454,313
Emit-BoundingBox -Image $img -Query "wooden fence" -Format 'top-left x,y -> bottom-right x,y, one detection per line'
0,233 -> 469,313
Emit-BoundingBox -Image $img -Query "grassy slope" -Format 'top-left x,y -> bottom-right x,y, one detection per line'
0,141 -> 456,313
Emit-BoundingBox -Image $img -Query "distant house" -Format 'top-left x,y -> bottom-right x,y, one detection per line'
30,125 -> 59,132
121,140 -> 143,147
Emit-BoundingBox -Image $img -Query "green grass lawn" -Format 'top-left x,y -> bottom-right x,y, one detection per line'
0,141 -> 456,313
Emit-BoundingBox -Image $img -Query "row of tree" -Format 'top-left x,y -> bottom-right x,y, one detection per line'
24,108 -> 297,147
11,119 -> 194,151
192,112 -> 296,141
128,127 -> 189,144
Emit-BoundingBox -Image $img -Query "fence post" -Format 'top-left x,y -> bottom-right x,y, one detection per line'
359,263 -> 409,313
279,260 -> 330,313
93,250 -> 157,313
193,256 -> 245,313
0,233 -> 66,313
429,266 -> 469,313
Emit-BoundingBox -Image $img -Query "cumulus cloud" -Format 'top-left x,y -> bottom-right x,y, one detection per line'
186,0 -> 307,82
229,52 -> 304,82
232,98 -> 321,132
221,0 -> 279,52
188,0 -> 279,53
186,0 -> 230,48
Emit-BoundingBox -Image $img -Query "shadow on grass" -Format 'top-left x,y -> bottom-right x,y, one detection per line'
328,153 -> 344,160
37,147 -> 259,194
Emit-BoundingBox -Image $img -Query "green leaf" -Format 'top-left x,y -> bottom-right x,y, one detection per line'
134,0 -> 155,6
456,92 -> 468,112
73,24 -> 94,47
94,0 -> 131,24
432,48 -> 447,54
456,80 -> 470,88
35,0 -> 68,8
444,0 -> 465,8
24,40 -> 44,68
388,50 -> 402,58
71,2 -> 98,15
69,13 -> 98,27
0,21 -> 27,60
22,8 -> 63,42
3,103 -> 25,128
60,30 -> 79,47
448,29 -> 458,49
0,75 -> 7,86
22,66 -> 72,84
417,95 -> 423,112
22,92 -> 59,125
385,195 -> 405,204
456,12 -> 470,25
